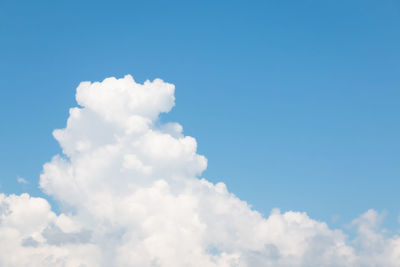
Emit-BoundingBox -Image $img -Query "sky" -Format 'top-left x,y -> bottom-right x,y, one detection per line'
0,1 -> 400,266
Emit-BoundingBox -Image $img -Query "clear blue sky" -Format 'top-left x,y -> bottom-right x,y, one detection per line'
1,0 -> 399,230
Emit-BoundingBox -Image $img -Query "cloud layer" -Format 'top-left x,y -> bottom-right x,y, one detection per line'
1,75 -> 399,266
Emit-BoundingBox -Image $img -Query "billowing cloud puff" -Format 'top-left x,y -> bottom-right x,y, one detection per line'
1,75 -> 400,266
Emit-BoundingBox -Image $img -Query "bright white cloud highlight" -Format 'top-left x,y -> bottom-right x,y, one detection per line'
1,75 -> 400,266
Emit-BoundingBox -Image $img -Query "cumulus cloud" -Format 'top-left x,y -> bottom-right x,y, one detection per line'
1,75 -> 400,266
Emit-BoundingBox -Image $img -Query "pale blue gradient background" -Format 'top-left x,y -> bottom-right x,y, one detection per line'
1,0 -> 399,230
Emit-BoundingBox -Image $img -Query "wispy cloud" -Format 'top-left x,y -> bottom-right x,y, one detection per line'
16,176 -> 28,184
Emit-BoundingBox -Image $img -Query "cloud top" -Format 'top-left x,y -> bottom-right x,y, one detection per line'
76,75 -> 175,122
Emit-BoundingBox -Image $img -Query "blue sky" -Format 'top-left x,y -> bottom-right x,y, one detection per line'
1,0 -> 400,231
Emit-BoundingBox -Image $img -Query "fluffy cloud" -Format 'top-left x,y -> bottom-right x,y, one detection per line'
1,75 -> 400,266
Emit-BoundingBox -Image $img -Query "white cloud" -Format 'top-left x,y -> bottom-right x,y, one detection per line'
1,75 -> 400,266
16,177 -> 28,184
